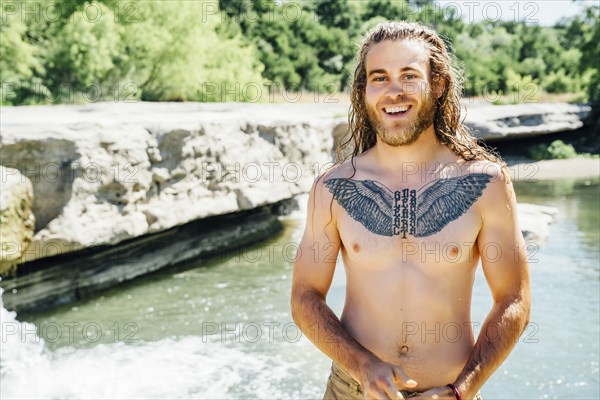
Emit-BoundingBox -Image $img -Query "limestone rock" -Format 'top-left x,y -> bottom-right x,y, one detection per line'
331,103 -> 591,147
0,102 -> 341,264
0,102 -> 570,268
465,103 -> 591,140
517,203 -> 559,244
0,166 -> 35,275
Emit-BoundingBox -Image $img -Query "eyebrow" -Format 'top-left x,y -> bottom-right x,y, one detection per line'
367,66 -> 421,77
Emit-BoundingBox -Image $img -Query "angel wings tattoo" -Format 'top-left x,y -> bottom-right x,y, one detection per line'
324,173 -> 492,238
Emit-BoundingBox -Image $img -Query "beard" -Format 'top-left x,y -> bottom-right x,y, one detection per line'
366,92 -> 437,147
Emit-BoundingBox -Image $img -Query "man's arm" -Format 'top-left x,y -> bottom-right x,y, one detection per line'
418,171 -> 531,400
290,174 -> 416,399
454,173 -> 531,398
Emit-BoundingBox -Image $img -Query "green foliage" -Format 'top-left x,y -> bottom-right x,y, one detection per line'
362,0 -> 405,21
559,4 -> 600,102
47,3 -> 120,87
244,2 -> 354,92
454,25 -> 521,97
580,6 -> 600,102
0,0 -> 45,104
543,69 -> 579,94
2,0 -> 598,104
3,0 -> 264,103
119,1 -> 264,102
314,0 -> 355,30
358,16 -> 391,38
528,140 -> 579,160
505,69 -> 540,103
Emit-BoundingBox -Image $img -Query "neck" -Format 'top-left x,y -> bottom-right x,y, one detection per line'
371,125 -> 447,175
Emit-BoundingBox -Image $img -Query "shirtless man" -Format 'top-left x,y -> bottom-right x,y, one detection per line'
290,21 -> 531,400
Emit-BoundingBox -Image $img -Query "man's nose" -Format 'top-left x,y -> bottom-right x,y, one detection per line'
387,79 -> 405,96
386,81 -> 410,102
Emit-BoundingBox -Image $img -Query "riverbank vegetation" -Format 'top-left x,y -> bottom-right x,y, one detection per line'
1,0 -> 598,105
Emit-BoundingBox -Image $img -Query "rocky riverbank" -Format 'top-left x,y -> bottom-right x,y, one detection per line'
0,101 -> 591,312
1,102 -> 338,270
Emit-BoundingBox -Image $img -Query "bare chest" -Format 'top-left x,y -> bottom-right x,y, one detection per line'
338,210 -> 480,269
325,174 -> 491,270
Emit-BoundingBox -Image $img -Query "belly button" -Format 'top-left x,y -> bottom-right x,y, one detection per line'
352,243 -> 360,252
400,345 -> 409,354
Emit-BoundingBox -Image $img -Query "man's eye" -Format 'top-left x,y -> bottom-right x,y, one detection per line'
373,76 -> 387,82
405,74 -> 416,80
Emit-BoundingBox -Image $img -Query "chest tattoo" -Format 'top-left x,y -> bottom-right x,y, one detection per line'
324,173 -> 492,238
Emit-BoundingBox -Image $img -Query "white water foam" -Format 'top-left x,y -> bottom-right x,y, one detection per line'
1,285 -> 52,396
0,284 -> 324,399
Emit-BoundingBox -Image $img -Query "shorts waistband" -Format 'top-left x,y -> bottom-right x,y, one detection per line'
330,362 -> 483,399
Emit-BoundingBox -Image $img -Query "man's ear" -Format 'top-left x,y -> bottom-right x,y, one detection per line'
432,75 -> 446,99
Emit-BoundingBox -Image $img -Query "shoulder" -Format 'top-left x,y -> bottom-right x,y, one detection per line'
307,161 -> 351,213
313,159 -> 360,191
461,159 -> 508,181
461,160 -> 511,191
462,160 -> 516,216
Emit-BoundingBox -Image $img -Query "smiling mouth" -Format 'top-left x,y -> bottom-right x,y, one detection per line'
383,105 -> 411,115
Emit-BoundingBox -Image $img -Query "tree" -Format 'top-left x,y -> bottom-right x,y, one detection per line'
362,0 -> 405,21
315,0 -> 354,30
119,1 -> 264,102
0,0 -> 45,104
579,5 -> 600,102
47,3 -> 121,89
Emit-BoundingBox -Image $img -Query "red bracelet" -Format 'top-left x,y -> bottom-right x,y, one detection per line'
447,384 -> 462,400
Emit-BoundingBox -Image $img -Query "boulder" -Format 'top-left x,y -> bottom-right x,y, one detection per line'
464,103 -> 591,140
332,103 -> 591,150
517,203 -> 559,244
0,166 -> 35,275
1,101 -> 567,268
0,102 -> 341,264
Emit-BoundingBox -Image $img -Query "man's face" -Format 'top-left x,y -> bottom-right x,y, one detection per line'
364,39 -> 438,146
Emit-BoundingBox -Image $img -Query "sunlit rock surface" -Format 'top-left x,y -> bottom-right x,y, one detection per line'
1,102 -> 339,263
0,166 -> 35,275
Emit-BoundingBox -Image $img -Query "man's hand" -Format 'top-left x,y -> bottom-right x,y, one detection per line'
411,386 -> 455,399
357,358 -> 417,400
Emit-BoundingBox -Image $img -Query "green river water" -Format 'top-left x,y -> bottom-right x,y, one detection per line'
2,177 -> 598,399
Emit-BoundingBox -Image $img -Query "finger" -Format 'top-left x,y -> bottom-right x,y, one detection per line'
381,378 -> 406,400
365,385 -> 404,400
392,367 -> 417,389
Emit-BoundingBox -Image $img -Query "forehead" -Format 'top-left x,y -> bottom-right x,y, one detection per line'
365,39 -> 430,74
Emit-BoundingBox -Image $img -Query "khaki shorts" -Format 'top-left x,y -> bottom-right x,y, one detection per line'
322,362 -> 483,399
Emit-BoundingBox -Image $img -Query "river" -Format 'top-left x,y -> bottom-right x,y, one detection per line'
1,177 -> 598,399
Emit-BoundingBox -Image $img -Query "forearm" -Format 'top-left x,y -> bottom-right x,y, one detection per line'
291,288 -> 377,379
454,295 -> 531,398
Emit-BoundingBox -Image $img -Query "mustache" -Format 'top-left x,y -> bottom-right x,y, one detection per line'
378,96 -> 410,107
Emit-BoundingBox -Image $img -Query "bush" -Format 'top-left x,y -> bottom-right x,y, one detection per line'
505,68 -> 540,103
0,0 -> 45,104
2,0 -> 597,105
120,1 -> 264,102
543,69 -> 578,93
528,140 -> 578,160
47,3 -> 120,88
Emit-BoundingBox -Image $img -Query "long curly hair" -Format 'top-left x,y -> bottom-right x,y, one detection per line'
337,21 -> 504,169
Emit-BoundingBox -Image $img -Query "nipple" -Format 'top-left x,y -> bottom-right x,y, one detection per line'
352,243 -> 360,252
449,246 -> 459,257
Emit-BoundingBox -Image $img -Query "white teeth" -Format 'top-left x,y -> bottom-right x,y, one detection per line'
384,106 -> 409,113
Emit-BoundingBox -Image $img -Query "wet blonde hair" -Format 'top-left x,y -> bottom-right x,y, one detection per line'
338,20 -> 504,169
